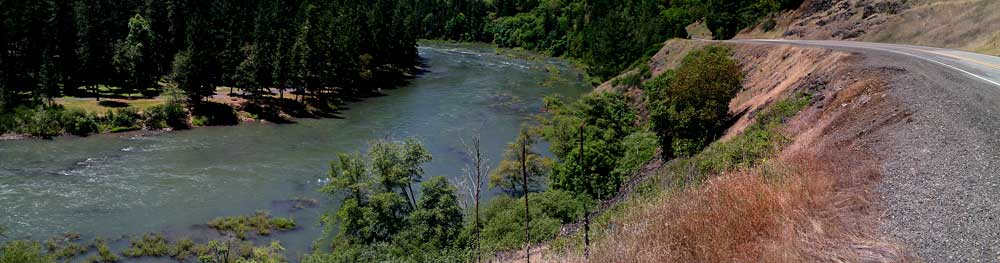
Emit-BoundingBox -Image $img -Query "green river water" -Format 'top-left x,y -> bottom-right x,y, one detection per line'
0,43 -> 589,260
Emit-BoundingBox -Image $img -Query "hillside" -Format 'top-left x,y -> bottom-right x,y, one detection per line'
512,38 -> 913,262
737,0 -> 1000,56
514,0 -> 1000,260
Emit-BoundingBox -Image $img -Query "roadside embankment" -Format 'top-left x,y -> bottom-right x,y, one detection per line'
737,0 -> 1000,56
522,39 -> 919,262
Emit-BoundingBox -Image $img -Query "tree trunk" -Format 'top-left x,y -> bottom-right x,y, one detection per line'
404,184 -> 417,209
474,137 -> 483,263
580,124 -> 590,258
521,132 -> 530,263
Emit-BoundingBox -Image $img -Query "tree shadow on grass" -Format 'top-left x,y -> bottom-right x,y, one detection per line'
97,100 -> 130,108
192,102 -> 239,126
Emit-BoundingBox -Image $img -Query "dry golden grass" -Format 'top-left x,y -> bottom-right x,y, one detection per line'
578,151 -> 907,263
865,0 -> 1000,56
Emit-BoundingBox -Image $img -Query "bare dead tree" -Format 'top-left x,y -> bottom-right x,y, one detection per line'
580,123 -> 590,259
521,129 -> 531,263
461,133 -> 489,262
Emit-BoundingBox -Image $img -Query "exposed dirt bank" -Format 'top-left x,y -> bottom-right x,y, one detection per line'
507,39 -> 924,262
738,0 -> 1000,56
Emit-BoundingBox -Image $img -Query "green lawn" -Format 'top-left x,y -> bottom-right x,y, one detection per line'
56,98 -> 164,114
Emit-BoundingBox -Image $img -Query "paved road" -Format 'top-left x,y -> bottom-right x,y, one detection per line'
733,39 -> 1000,88
730,39 -> 1000,262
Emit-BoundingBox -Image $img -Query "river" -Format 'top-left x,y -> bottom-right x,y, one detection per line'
0,43 -> 590,260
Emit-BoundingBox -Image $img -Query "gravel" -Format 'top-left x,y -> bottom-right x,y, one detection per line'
734,39 -> 1000,262
872,51 -> 1000,262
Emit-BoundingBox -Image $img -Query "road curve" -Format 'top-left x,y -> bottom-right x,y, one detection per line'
727,39 -> 1000,262
731,39 -> 1000,88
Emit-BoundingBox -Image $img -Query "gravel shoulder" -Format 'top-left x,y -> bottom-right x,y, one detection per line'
733,40 -> 1000,262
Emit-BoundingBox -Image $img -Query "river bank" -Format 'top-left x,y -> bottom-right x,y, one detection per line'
0,43 -> 590,260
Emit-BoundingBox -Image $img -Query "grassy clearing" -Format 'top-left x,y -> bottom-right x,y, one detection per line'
55,98 -> 164,114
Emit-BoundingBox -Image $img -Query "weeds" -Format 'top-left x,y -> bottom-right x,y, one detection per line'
208,211 -> 297,240
122,233 -> 171,257
670,93 -> 813,186
43,232 -> 86,259
86,238 -> 119,263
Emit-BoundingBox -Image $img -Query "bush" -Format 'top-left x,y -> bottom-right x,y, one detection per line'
0,240 -> 54,263
674,93 -> 812,184
611,71 -> 642,88
541,92 -> 638,199
88,238 -> 120,262
44,232 -> 87,259
22,107 -> 64,138
648,45 -> 742,158
0,107 -> 23,134
122,233 -> 171,258
143,103 -> 188,130
478,190 -> 590,253
61,110 -> 100,136
191,102 -> 238,126
103,107 -> 141,132
762,18 -> 777,32
612,131 -> 659,179
208,211 -> 296,240
270,217 -> 297,231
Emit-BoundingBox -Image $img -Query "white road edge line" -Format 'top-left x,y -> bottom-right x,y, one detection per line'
737,39 -> 1000,89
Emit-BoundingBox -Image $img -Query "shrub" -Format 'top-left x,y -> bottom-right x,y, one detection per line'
762,18 -> 777,32
208,211 -> 296,240
90,238 -> 119,263
182,240 -> 285,263
122,233 -> 171,257
612,131 -> 659,179
44,233 -> 87,259
478,190 -> 590,253
0,240 -> 54,263
143,103 -> 188,130
270,217 -> 297,231
648,45 -> 742,158
61,110 -> 100,136
673,93 -> 812,184
611,71 -> 642,88
191,102 -> 238,126
170,239 -> 195,261
0,107 -> 23,134
22,107 -> 64,138
104,107 -> 141,132
541,92 -> 638,199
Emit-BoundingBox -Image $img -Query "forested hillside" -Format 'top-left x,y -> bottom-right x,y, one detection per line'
2,0 -> 803,138
0,0 -> 815,262
417,0 -> 804,81
2,0 -> 807,108
0,0 -> 418,108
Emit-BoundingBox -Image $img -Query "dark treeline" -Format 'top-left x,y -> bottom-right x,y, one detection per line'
414,0 -> 803,81
0,0 -> 419,108
2,0 -> 805,109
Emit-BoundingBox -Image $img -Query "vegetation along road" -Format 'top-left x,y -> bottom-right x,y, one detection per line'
732,39 -> 1000,262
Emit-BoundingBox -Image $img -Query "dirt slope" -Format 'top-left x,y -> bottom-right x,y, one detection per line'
509,39 -> 923,262
738,0 -> 1000,56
